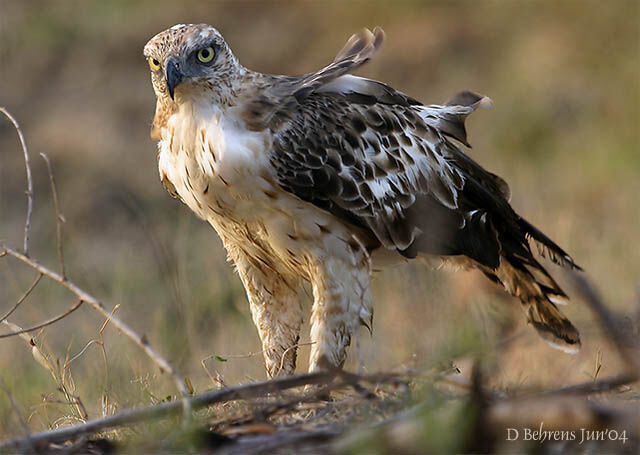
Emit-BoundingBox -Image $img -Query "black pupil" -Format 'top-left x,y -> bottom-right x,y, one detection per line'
201,49 -> 210,59
152,59 -> 159,66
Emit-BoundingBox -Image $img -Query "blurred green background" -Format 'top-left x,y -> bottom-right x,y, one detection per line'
0,0 -> 638,439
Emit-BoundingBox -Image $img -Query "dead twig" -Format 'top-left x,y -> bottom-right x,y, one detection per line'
0,370 -> 407,452
566,271 -> 640,379
65,339 -> 102,368
0,371 -> 333,451
1,320 -> 58,382
0,245 -> 190,413
0,272 -> 43,322
0,299 -> 84,338
56,388 -> 89,422
536,372 -> 638,398
201,341 -> 316,387
40,153 -> 66,279
0,107 -> 33,257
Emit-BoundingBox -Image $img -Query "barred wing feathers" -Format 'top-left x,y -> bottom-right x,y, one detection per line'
261,28 -> 581,351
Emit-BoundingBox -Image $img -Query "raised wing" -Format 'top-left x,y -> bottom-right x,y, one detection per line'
260,29 -> 578,269
261,27 -> 581,351
243,27 -> 384,131
291,27 -> 385,100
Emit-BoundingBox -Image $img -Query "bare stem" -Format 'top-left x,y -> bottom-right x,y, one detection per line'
40,153 -> 66,279
535,372 -> 638,397
566,271 -> 640,379
0,107 -> 33,257
0,272 -> 43,322
0,245 -> 190,406
0,299 -> 84,338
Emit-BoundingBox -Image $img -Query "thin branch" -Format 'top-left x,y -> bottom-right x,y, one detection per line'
247,382 -> 337,421
0,370 -> 406,451
40,153 -> 66,280
0,371 -> 334,451
482,372 -> 638,402
1,320 -> 58,382
203,348 -> 269,362
97,304 -> 119,387
65,339 -> 101,368
0,107 -> 33,257
56,388 -> 88,422
0,245 -> 190,409
0,299 -> 84,338
566,271 -> 640,379
0,272 -> 43,322
535,372 -> 638,398
201,342 -> 317,384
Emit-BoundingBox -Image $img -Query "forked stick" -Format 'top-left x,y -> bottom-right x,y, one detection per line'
0,107 -> 33,257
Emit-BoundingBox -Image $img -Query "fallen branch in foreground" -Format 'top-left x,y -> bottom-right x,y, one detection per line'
536,372 -> 638,398
3,361 -> 636,453
0,370 -> 391,452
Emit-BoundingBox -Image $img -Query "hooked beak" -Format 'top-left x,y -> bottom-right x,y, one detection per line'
165,57 -> 183,100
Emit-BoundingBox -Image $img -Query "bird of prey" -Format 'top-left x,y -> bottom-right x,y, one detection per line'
144,24 -> 581,377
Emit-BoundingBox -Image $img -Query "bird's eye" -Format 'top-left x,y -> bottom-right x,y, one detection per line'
148,57 -> 161,71
197,47 -> 215,63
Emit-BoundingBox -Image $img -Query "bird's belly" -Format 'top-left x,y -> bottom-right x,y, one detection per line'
159,143 -> 363,277
204,186 -> 367,278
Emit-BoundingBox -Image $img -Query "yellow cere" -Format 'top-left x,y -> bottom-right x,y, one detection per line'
197,47 -> 215,63
148,57 -> 161,71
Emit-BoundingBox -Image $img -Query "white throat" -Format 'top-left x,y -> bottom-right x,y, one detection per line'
157,99 -> 272,223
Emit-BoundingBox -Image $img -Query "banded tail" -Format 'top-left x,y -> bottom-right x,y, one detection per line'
482,216 -> 581,352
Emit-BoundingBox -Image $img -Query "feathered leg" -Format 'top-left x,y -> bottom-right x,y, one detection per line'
307,248 -> 372,372
233,254 -> 303,377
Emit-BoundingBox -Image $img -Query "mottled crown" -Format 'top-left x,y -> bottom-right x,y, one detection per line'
143,24 -> 243,103
144,24 -> 225,62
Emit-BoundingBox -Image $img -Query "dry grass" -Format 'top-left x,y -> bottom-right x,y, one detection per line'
0,1 -> 639,452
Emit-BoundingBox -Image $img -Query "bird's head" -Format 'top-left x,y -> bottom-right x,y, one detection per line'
144,24 -> 243,105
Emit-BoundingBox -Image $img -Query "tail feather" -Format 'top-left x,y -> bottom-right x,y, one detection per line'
489,251 -> 581,353
527,298 -> 581,353
518,217 -> 582,271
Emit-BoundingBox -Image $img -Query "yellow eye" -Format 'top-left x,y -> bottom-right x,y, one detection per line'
197,47 -> 215,63
148,57 -> 161,71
